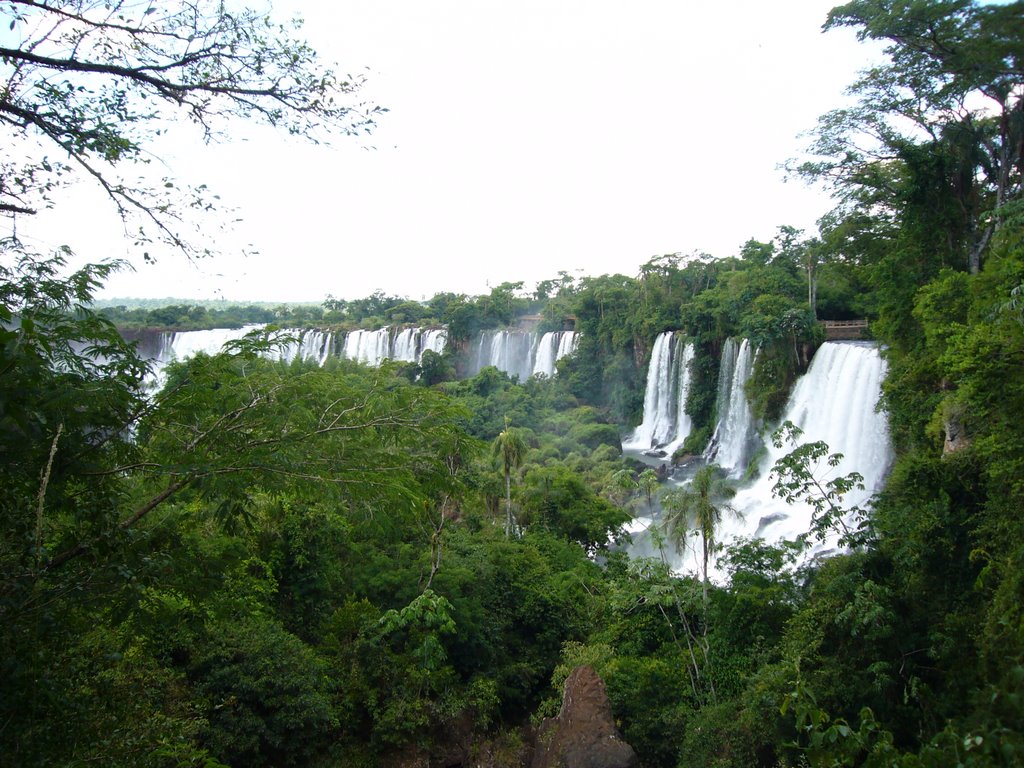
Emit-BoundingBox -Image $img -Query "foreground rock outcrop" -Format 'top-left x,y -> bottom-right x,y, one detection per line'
530,666 -> 638,768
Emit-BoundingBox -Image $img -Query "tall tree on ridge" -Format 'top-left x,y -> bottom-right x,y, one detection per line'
795,0 -> 1023,275
492,420 -> 527,538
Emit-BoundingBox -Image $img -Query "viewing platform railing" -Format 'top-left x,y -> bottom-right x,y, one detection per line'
822,319 -> 869,340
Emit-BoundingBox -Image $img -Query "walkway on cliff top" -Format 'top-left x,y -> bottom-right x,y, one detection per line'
823,319 -> 869,340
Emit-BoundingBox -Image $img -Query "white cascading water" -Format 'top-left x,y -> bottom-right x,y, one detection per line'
347,326 -> 447,365
420,329 -> 448,358
532,332 -> 560,377
703,338 -> 757,477
390,327 -> 449,363
148,326 -> 447,382
149,326 -> 261,388
475,330 -> 537,380
667,341 -> 893,579
556,331 -> 579,360
532,331 -> 579,377
343,328 -> 392,366
277,329 -> 336,366
391,328 -> 420,362
471,329 -> 579,379
341,327 -> 449,366
157,326 -> 259,362
623,332 -> 695,456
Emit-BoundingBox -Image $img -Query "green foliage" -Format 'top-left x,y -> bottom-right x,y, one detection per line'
518,464 -> 630,552
6,3 -> 1024,765
717,538 -> 801,658
1,1 -> 379,258
662,465 -> 737,601
378,589 -> 458,671
2,621 -> 217,768
769,422 -> 869,547
99,302 -> 279,331
438,283 -> 531,341
493,422 -> 529,537
190,617 -> 336,767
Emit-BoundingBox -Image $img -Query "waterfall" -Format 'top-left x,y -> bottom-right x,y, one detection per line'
146,325 -> 447,380
341,327 -> 451,366
158,326 -> 259,362
556,331 -> 579,361
623,332 -> 695,456
532,332 -> 559,377
531,331 -> 580,377
391,328 -> 419,362
146,325 -> 261,389
704,338 -> 757,477
277,329 -> 336,366
342,328 -> 392,366
388,327 -> 450,363
469,329 -> 578,380
669,341 -> 893,577
472,330 -> 537,380
420,329 -> 448,358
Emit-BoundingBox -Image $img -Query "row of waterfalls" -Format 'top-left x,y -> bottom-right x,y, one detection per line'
142,326 -> 579,381
466,329 -> 580,380
623,330 -> 893,576
623,335 -> 758,476
141,321 -> 893,574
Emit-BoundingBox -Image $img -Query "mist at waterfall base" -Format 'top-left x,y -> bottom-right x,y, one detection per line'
623,339 -> 893,581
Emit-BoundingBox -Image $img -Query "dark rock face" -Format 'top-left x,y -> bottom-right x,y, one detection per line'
943,403 -> 971,455
531,666 -> 638,768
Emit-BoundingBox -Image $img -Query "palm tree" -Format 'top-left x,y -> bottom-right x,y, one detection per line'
636,468 -> 661,514
661,464 -> 737,605
492,422 -> 527,537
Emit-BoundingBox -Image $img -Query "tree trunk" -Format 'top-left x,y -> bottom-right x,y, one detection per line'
701,535 -> 709,607
504,470 -> 512,537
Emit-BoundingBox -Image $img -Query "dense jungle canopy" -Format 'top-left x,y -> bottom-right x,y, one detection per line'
2,1 -> 1023,766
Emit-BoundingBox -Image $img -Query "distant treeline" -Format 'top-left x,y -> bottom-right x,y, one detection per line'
96,281 -> 566,336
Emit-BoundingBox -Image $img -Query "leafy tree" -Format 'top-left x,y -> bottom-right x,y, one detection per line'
0,245 -> 480,764
190,616 -> 336,768
1,0 -> 380,256
517,464 -> 630,553
492,422 -> 527,537
662,465 -> 737,606
797,0 -> 1024,275
774,225 -> 821,319
769,421 -> 868,548
0,246 -> 149,610
636,468 -> 661,515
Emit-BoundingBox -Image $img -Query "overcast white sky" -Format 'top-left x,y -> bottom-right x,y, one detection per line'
12,1 -> 883,303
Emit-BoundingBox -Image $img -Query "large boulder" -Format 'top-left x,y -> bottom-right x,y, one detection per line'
531,666 -> 638,768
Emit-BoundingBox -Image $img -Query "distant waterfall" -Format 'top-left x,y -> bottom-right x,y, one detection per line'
704,338 -> 757,476
667,341 -> 893,578
343,328 -> 392,366
388,327 -> 442,362
420,329 -> 448,357
532,331 -> 580,377
623,332 -> 695,456
339,326 -> 449,366
278,329 -> 337,366
157,326 -> 259,363
470,329 -> 578,379
392,328 -> 421,362
146,326 -> 262,388
145,325 -> 448,383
